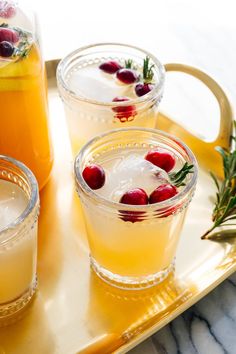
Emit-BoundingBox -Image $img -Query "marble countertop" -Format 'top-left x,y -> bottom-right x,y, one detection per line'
130,273 -> 236,354
32,1 -> 236,353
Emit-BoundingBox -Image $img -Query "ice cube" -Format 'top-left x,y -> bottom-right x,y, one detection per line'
0,181 -> 27,229
67,65 -> 135,102
98,154 -> 170,202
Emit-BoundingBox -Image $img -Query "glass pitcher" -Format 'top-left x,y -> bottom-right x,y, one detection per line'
0,0 -> 53,190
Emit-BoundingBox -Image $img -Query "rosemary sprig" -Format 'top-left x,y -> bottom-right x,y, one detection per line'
143,56 -> 154,83
169,162 -> 194,187
0,23 -> 32,59
125,59 -> 133,69
202,121 -> 236,240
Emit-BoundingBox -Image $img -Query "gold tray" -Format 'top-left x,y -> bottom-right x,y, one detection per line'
0,60 -> 234,354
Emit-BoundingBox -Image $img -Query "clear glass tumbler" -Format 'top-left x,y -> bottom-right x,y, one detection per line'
0,155 -> 39,324
57,43 -> 165,154
74,128 -> 198,289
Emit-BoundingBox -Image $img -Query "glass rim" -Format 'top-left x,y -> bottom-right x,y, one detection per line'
0,155 -> 39,237
74,127 -> 198,212
56,42 -> 165,108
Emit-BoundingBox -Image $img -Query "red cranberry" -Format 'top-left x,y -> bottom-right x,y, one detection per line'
116,68 -> 138,84
0,1 -> 16,18
120,210 -> 145,223
119,188 -> 148,223
113,96 -> 130,103
0,41 -> 14,57
112,96 -> 136,122
149,184 -> 178,203
99,60 -> 122,74
135,83 -> 154,97
0,28 -> 19,43
120,188 -> 148,205
145,148 -> 176,172
82,164 -> 105,190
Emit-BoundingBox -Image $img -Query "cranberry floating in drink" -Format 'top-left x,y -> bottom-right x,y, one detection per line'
112,96 -> 137,122
116,68 -> 138,84
145,148 -> 176,172
119,188 -> 149,205
0,27 -> 19,43
0,40 -> 14,56
135,83 -> 154,97
75,128 -> 198,289
82,164 -> 105,190
149,184 -> 178,203
99,60 -> 121,74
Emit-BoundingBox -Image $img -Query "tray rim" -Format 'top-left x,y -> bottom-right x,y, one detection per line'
116,264 -> 236,353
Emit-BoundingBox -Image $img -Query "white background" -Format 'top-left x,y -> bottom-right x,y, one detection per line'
31,0 -> 236,141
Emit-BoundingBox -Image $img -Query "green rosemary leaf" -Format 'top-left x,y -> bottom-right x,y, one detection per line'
210,172 -> 220,191
202,120 -> 236,239
143,56 -> 154,83
202,229 -> 236,241
169,163 -> 194,187
223,215 -> 236,223
125,59 -> 133,69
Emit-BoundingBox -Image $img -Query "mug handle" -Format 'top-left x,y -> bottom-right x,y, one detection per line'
157,63 -> 233,178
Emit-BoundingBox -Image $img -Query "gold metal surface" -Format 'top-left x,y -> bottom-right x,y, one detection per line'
159,63 -> 233,178
0,60 -> 235,354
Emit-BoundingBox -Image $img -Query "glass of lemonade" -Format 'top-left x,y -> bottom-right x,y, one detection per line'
0,155 -> 39,323
57,43 -> 165,154
0,1 -> 53,190
74,128 -> 197,289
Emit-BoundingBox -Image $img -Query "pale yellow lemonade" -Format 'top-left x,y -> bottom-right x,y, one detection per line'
65,64 -> 157,152
0,180 -> 37,303
75,130 -> 197,287
83,151 -> 186,278
57,45 -> 164,154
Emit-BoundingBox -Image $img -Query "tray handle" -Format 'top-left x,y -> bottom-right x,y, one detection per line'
157,63 -> 233,178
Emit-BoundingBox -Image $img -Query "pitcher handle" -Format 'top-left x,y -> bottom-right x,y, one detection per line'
157,63 -> 233,177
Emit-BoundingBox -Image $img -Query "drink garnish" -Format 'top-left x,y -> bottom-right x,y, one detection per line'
169,162 -> 194,187
119,188 -> 148,223
135,82 -> 154,97
145,148 -> 176,172
120,188 -> 148,205
0,23 -> 32,60
0,27 -> 19,43
116,68 -> 138,84
202,121 -> 236,240
149,184 -> 178,203
142,56 -> 154,84
112,96 -> 136,122
124,59 -> 136,70
0,40 -> 14,57
135,56 -> 155,97
98,55 -> 156,98
82,164 -> 105,190
99,60 -> 122,74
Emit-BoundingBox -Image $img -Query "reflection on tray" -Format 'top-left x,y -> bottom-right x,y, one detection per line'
82,271 -> 195,353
